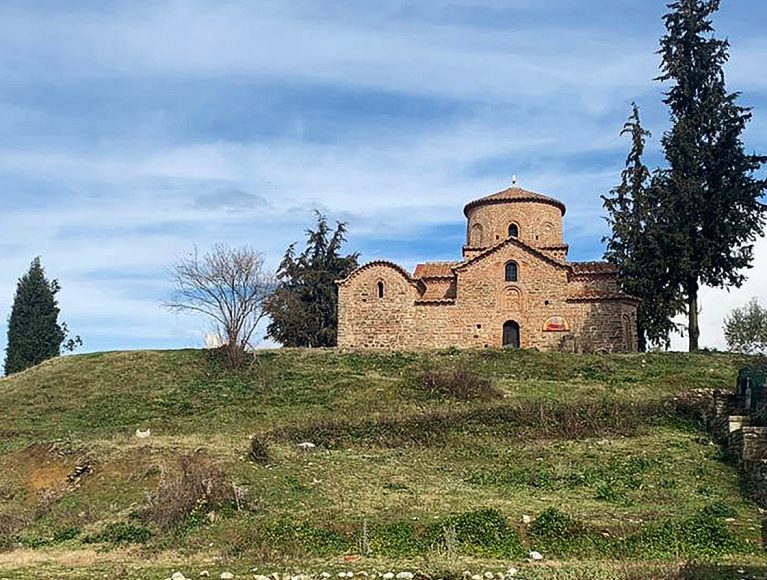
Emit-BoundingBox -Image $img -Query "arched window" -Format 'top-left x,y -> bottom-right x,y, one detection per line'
508,223 -> 519,238
377,281 -> 385,299
504,261 -> 518,282
503,320 -> 520,349
470,223 -> 484,246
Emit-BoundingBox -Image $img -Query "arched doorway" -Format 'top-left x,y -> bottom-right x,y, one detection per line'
502,320 -> 520,349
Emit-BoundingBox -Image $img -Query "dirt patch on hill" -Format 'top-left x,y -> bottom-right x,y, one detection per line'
4,443 -> 85,498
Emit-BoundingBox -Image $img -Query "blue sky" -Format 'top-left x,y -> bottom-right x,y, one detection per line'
1,0 -> 766,356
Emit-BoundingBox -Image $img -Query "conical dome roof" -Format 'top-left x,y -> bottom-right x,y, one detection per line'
463,186 -> 566,217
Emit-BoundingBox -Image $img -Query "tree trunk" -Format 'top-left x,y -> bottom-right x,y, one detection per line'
688,280 -> 700,352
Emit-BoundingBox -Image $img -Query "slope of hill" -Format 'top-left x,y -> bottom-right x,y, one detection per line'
0,348 -> 765,579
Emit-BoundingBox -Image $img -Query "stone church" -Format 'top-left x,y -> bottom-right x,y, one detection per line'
337,184 -> 639,351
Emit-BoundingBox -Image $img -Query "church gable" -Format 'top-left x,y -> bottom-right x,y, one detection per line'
454,238 -> 569,309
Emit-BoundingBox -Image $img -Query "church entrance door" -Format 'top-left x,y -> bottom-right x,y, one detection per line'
502,321 -> 520,349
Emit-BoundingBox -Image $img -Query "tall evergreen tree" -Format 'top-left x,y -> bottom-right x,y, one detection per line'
603,104 -> 682,350
265,212 -> 359,347
656,0 -> 767,351
4,258 -> 77,375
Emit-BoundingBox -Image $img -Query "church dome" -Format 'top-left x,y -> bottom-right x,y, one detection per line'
463,186 -> 566,217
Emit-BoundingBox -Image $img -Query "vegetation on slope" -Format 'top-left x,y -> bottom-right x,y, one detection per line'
0,348 -> 765,579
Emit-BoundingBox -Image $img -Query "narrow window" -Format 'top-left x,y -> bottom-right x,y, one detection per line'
508,223 -> 519,238
377,281 -> 385,299
504,261 -> 518,282
470,223 -> 484,246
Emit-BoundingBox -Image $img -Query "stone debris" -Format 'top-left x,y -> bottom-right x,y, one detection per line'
67,462 -> 94,487
220,573 -> 235,580
297,442 -> 316,450
521,514 -> 532,524
529,550 -> 544,561
170,573 -> 187,580
233,570 -> 525,580
135,428 -> 151,438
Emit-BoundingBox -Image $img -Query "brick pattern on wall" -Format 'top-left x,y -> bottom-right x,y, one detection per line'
337,191 -> 639,352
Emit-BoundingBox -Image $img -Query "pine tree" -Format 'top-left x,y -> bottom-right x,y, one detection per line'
603,104 -> 682,350
4,258 -> 72,375
265,212 -> 359,347
656,0 -> 767,351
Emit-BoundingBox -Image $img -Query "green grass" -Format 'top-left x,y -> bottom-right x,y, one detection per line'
0,347 -> 764,579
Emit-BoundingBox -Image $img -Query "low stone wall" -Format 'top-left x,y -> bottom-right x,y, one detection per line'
678,389 -> 767,508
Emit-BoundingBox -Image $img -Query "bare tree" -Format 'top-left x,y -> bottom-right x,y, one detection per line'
166,245 -> 274,368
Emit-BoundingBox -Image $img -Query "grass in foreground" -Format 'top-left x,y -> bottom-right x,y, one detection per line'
0,347 -> 764,578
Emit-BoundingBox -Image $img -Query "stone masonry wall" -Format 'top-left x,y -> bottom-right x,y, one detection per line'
679,390 -> 767,509
337,265 -> 418,349
466,201 -> 564,249
338,243 -> 637,351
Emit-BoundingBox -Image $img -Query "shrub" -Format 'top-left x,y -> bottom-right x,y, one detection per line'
529,507 -> 577,543
253,520 -> 351,558
413,367 -> 503,401
618,511 -> 740,558
424,509 -> 525,558
86,522 -> 152,545
274,399 -> 670,449
142,454 -> 232,529
52,526 -> 80,543
248,435 -> 270,464
526,508 -> 610,558
0,513 -> 24,551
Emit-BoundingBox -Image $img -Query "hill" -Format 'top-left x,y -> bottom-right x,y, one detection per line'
0,348 -> 765,579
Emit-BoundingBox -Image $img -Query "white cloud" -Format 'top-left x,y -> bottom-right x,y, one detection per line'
0,0 -> 765,358
670,234 -> 767,352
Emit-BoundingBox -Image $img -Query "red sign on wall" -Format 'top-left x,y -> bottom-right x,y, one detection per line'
542,316 -> 569,332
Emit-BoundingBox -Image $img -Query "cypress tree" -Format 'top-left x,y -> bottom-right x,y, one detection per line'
656,0 -> 767,351
265,212 -> 359,347
603,104 -> 682,350
4,258 -> 70,375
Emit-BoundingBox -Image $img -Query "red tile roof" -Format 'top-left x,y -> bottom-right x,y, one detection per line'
413,262 -> 460,278
463,186 -> 566,217
570,261 -> 619,275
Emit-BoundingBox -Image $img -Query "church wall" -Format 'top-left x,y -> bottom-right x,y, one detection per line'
466,202 -> 564,249
337,265 -> 418,349
567,275 -> 619,294
453,244 -> 574,350
565,300 -> 634,352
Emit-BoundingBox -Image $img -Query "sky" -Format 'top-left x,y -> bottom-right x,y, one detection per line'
1,0 -> 766,357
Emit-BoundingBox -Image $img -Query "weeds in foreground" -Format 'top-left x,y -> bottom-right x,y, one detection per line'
272,399 -> 672,448
412,367 -> 504,401
142,453 -> 233,530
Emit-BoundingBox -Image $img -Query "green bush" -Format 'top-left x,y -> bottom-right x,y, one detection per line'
86,522 -> 152,545
425,509 -> 525,558
256,520 -> 351,557
618,511 -> 740,559
52,526 -> 80,543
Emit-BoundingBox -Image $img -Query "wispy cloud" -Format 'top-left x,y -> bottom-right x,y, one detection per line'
0,0 -> 765,355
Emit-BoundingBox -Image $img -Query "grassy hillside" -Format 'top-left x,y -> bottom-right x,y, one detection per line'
0,348 -> 765,579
